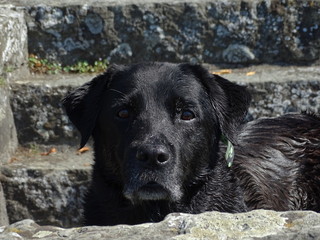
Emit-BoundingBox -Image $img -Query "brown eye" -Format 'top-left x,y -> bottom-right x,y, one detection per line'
117,109 -> 130,119
181,110 -> 195,121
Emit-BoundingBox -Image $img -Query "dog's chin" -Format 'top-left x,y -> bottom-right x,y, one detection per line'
123,182 -> 172,202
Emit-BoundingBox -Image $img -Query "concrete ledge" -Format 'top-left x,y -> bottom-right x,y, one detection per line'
1,210 -> 320,239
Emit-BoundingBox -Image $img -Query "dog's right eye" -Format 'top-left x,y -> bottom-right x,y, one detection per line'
181,110 -> 195,121
117,109 -> 130,119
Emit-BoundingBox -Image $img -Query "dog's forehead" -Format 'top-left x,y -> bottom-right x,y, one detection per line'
111,64 -> 205,97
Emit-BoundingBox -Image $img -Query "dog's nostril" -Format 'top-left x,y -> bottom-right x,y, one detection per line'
157,151 -> 169,164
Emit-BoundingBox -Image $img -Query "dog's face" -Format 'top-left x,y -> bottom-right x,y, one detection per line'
97,64 -> 218,202
63,62 -> 250,203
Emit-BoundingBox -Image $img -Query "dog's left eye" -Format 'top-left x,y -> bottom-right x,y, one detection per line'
117,109 -> 130,119
181,110 -> 195,121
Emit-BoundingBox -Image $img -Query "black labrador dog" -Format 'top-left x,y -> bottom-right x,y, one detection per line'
63,62 -> 320,226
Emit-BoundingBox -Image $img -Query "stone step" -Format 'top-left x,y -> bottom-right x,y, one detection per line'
1,210 -> 320,240
10,74 -> 92,146
1,145 -> 92,228
9,65 -> 320,145
2,0 -> 320,66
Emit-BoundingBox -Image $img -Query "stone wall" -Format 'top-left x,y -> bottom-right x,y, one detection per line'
3,0 -> 320,66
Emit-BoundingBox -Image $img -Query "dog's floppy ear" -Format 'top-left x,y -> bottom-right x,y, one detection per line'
62,65 -> 121,148
180,64 -> 251,144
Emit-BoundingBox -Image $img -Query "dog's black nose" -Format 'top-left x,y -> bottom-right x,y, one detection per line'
136,145 -> 170,165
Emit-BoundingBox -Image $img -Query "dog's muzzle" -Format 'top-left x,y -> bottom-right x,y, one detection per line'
123,181 -> 170,201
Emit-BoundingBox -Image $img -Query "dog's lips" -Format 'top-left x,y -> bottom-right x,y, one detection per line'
139,181 -> 166,192
124,181 -> 170,201
137,181 -> 170,200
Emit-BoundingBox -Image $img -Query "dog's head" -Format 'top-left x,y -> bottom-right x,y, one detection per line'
63,62 -> 251,203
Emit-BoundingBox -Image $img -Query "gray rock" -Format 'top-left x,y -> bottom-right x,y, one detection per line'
222,44 -> 255,63
0,6 -> 28,78
2,0 -> 320,65
1,210 -> 320,239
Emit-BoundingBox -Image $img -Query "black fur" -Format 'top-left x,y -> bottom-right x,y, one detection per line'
62,62 -> 320,226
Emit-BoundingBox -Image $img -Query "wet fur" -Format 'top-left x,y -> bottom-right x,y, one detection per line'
63,62 -> 320,226
234,114 -> 320,211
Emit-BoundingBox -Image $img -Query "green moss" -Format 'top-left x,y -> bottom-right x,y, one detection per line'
4,66 -> 16,73
0,77 -> 6,87
28,54 -> 108,74
28,143 -> 41,154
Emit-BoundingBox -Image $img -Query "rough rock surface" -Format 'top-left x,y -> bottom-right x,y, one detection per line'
9,74 -> 92,146
1,210 -> 320,240
2,0 -> 320,65
0,6 -> 28,78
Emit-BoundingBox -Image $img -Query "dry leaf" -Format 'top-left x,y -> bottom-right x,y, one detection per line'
77,146 -> 90,154
41,148 -> 57,156
246,71 -> 256,76
212,69 -> 232,75
8,157 -> 19,163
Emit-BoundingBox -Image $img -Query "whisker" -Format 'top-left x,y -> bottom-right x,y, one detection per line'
109,88 -> 126,97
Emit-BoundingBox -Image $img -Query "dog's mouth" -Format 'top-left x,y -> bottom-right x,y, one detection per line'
123,181 -> 170,201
